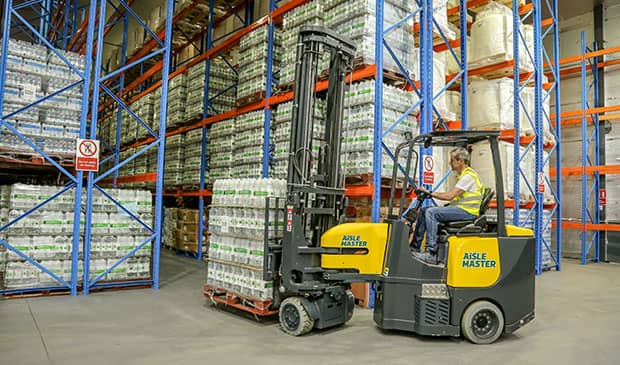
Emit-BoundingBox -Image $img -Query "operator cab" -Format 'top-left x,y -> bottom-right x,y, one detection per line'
439,187 -> 495,235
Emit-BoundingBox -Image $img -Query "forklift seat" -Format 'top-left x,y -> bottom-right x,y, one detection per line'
440,188 -> 495,234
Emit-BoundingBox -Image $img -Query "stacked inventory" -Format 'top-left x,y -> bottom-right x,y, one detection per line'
88,188 -> 153,282
0,184 -> 77,289
134,93 -> 155,140
0,184 -> 152,289
176,208 -> 208,254
163,134 -> 184,188
279,1 -> 324,86
271,101 -> 325,179
167,75 -> 188,127
181,128 -> 203,187
237,25 -> 281,104
233,111 -> 271,178
0,39 -> 85,158
324,0 -> 417,76
163,207 -> 178,249
341,80 -> 419,178
470,2 -> 533,71
185,58 -> 238,119
206,118 -> 235,183
207,178 -> 286,300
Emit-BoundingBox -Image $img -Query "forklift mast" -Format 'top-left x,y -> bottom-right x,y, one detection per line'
279,26 -> 355,294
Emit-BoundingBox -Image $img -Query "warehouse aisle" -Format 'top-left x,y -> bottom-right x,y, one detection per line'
1,254 -> 619,365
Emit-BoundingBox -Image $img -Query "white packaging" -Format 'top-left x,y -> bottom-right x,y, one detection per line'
468,78 -> 514,130
470,2 -> 532,71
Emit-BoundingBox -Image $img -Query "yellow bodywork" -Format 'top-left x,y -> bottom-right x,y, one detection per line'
320,223 -> 389,275
447,224 -> 533,288
447,236 -> 501,288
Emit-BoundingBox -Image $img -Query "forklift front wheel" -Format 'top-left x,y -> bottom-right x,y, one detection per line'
461,300 -> 504,344
279,297 -> 315,336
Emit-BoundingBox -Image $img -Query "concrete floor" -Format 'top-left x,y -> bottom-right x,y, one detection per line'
1,252 -> 619,365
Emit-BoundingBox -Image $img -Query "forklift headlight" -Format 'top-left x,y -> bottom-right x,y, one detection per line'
421,284 -> 449,299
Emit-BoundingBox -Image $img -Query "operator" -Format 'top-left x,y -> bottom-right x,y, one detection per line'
412,147 -> 483,263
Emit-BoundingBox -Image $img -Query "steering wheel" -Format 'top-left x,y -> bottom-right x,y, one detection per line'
414,188 -> 433,201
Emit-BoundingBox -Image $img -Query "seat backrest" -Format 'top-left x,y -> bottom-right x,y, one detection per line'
479,188 -> 495,215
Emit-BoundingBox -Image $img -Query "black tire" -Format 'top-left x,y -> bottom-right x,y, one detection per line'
461,300 -> 504,344
279,297 -> 314,336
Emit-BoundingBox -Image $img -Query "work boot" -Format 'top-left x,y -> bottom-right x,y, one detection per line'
415,252 -> 438,265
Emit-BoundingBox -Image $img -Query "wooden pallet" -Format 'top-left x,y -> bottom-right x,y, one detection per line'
0,149 -> 74,167
345,173 -> 405,189
1,279 -> 152,299
236,91 -> 266,107
204,284 -> 278,317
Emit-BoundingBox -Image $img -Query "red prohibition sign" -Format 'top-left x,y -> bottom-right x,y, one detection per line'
79,140 -> 97,157
424,156 -> 434,171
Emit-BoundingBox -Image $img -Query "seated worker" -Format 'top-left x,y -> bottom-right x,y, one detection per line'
412,147 -> 483,263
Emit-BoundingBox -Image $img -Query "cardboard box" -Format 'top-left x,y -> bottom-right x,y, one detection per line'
351,282 -> 372,308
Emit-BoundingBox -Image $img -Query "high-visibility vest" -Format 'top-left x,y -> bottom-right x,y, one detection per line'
451,167 -> 483,216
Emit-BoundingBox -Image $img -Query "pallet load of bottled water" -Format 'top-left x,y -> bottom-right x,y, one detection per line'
324,0 -> 418,76
486,208 -> 554,267
0,184 -> 153,290
237,25 -> 282,103
163,207 -> 178,249
88,188 -> 153,282
185,58 -> 239,119
163,134 -> 185,188
206,178 -> 286,300
279,0 -> 325,86
207,117 -> 235,183
232,111 -> 272,178
0,38 -> 85,158
272,100 -> 325,179
181,128 -> 203,187
341,80 -> 418,178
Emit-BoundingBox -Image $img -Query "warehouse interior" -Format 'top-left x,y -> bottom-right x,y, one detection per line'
1,0 -> 620,363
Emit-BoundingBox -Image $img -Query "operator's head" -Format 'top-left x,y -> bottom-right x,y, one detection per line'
450,147 -> 470,172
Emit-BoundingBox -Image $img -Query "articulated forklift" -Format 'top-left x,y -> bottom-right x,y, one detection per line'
266,26 -> 535,344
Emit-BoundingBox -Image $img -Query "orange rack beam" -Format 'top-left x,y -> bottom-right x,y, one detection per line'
100,172 -> 156,185
162,189 -> 212,197
550,164 -> 620,177
552,221 -> 620,232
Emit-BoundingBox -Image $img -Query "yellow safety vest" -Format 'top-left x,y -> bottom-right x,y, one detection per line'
451,167 -> 483,216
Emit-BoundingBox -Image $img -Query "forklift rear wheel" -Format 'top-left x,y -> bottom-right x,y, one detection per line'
279,297 -> 314,336
461,300 -> 504,344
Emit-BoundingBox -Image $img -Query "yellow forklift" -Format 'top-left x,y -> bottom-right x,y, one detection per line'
265,26 -> 535,344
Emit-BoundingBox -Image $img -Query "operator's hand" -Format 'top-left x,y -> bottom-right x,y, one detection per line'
416,186 -> 431,195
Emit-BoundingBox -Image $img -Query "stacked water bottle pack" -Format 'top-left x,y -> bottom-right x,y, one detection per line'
0,38 -> 85,157
271,100 -> 326,179
340,80 -> 419,178
206,178 -> 286,300
181,128 -> 204,187
237,25 -> 281,103
206,118 -> 235,183
279,0 -> 325,86
0,184 -> 152,289
185,58 -> 239,119
232,111 -> 273,178
324,0 -> 418,75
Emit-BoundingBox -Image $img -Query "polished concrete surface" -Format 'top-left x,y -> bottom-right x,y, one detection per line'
1,252 -> 619,365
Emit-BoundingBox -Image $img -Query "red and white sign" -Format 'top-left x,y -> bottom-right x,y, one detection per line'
286,206 -> 294,232
75,139 -> 100,172
423,155 -> 435,185
537,172 -> 545,193
600,189 -> 607,206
